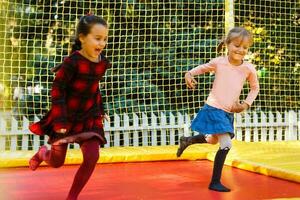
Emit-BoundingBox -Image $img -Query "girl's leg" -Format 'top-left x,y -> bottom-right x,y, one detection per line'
43,144 -> 68,168
177,134 -> 218,157
205,135 -> 219,144
29,143 -> 68,170
66,138 -> 100,200
209,133 -> 232,192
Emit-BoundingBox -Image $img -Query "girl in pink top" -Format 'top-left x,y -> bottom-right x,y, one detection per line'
177,27 -> 259,192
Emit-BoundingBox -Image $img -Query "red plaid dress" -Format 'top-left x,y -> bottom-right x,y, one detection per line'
29,51 -> 110,145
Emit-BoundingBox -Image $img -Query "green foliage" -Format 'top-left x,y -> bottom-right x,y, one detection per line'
235,0 -> 300,111
1,0 -> 299,117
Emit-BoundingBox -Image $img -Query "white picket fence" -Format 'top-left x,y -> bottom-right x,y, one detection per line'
0,111 -> 299,151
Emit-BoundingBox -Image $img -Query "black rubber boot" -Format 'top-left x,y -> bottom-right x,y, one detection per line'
208,148 -> 231,192
176,134 -> 207,157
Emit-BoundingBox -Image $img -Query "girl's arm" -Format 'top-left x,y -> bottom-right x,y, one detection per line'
189,59 -> 217,76
244,67 -> 260,107
51,58 -> 75,134
96,85 -> 110,122
231,101 -> 249,113
185,58 -> 217,89
96,87 -> 105,116
231,67 -> 259,113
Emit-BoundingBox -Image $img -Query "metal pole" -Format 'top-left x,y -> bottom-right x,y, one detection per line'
225,0 -> 235,34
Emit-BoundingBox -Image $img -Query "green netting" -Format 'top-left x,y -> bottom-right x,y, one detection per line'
235,0 -> 300,112
0,0 -> 225,120
0,1 -> 299,120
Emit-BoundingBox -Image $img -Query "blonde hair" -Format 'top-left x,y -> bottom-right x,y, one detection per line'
217,27 -> 253,53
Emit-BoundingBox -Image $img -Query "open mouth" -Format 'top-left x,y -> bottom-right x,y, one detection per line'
95,48 -> 102,54
235,53 -> 244,57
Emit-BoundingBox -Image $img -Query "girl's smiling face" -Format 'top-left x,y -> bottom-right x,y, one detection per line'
79,23 -> 108,62
227,37 -> 251,65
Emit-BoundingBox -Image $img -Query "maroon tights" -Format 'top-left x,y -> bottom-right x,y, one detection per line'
42,138 -> 100,200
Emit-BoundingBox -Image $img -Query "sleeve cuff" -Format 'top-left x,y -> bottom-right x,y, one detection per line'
243,100 -> 252,107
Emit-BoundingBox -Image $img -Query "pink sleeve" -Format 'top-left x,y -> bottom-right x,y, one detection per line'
244,67 -> 260,106
189,58 -> 217,76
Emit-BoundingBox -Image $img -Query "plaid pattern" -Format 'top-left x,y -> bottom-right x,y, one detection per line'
29,51 -> 110,145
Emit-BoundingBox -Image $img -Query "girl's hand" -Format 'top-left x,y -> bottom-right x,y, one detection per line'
231,101 -> 249,113
56,128 -> 67,134
185,72 -> 197,89
103,114 -> 110,122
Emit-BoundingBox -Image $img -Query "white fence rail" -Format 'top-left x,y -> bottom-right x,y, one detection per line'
0,111 -> 299,151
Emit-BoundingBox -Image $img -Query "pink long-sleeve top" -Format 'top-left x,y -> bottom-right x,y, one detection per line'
189,56 -> 259,113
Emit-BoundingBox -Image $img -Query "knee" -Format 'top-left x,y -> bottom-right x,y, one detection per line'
48,144 -> 68,168
218,134 -> 232,150
206,135 -> 218,144
220,141 -> 232,150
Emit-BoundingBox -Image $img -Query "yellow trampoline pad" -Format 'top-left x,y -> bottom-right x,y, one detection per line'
0,140 -> 299,183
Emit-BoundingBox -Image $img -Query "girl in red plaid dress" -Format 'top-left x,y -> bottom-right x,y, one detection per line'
29,15 -> 110,200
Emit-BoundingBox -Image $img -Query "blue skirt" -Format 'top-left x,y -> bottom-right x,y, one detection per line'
190,104 -> 235,138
